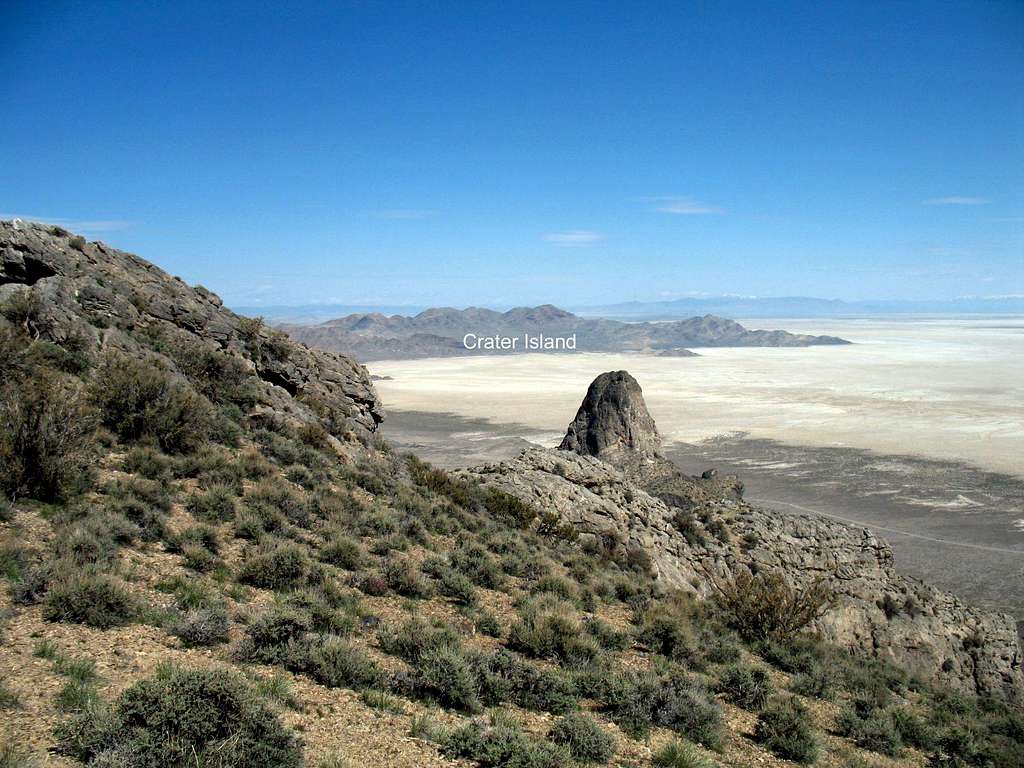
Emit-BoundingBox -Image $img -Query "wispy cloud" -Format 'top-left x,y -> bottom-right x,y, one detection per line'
371,208 -> 439,220
923,196 -> 989,206
543,230 -> 605,246
648,196 -> 724,215
1,214 -> 134,232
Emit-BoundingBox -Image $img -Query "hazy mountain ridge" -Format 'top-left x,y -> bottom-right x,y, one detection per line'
283,304 -> 849,361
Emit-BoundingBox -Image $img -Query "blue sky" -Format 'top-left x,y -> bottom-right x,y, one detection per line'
1,1 -> 1022,308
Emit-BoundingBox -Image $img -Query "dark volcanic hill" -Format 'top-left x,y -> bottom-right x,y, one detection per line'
282,304 -> 850,360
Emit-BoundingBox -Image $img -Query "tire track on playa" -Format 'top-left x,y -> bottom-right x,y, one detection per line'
754,497 -> 1024,555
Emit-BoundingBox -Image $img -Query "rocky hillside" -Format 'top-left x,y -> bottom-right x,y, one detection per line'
1,222 -> 1021,768
464,372 -> 1022,700
282,304 -> 849,361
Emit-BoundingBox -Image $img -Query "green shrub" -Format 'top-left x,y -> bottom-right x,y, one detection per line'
91,352 -> 213,454
0,680 -> 21,710
185,485 -> 237,522
121,446 -> 173,479
237,540 -> 311,591
306,636 -> 383,690
836,701 -> 904,756
754,696 -> 819,763
548,713 -> 615,763
789,664 -> 839,700
600,669 -> 722,747
0,373 -> 97,500
44,573 -> 138,629
439,568 -> 477,606
715,664 -> 773,711
411,644 -> 481,712
381,556 -> 432,598
652,740 -> 716,768
508,595 -> 599,665
237,605 -> 312,665
172,606 -> 231,647
471,649 -> 578,715
0,743 -> 35,768
474,610 -> 502,638
715,570 -> 835,642
378,617 -> 462,663
441,714 -> 569,768
319,533 -> 365,570
54,664 -> 302,767
450,541 -> 504,589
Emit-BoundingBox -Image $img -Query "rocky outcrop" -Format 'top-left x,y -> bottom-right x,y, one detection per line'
463,372 -> 1023,699
0,220 -> 383,437
559,371 -> 661,465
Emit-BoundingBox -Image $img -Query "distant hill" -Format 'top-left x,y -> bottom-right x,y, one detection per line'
282,304 -> 849,361
577,295 -> 1024,320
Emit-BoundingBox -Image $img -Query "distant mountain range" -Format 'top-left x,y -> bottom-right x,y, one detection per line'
281,304 -> 849,361
576,295 -> 1024,319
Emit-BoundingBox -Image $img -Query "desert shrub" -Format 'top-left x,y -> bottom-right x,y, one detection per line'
482,487 -> 539,529
440,714 -> 569,768
410,644 -> 482,711
306,636 -> 383,690
54,509 -> 136,565
237,605 -> 312,665
584,617 -> 631,651
121,446 -> 172,479
54,664 -> 302,767
716,663 -> 773,711
166,524 -> 219,555
438,568 -> 478,606
282,588 -> 357,636
44,572 -> 138,629
548,713 -> 615,763
236,540 -> 311,591
284,463 -> 317,489
474,610 -> 502,638
0,743 -> 35,768
530,574 -> 578,601
161,336 -> 254,407
450,541 -> 505,589
378,617 -> 462,663
360,688 -> 405,713
381,556 -> 432,598
185,484 -> 237,522
672,509 -> 707,547
508,595 -> 599,665
91,352 -> 213,454
11,565 -> 50,605
600,669 -> 722,747
356,572 -> 388,596
0,680 -> 21,710
790,664 -> 839,700
754,696 -> 819,763
473,649 -> 578,714
889,706 -> 935,749
652,740 -> 715,768
716,570 -> 835,642
837,699 -> 904,756
172,606 -> 231,647
0,373 -> 97,500
245,481 -> 308,527
635,599 -> 700,664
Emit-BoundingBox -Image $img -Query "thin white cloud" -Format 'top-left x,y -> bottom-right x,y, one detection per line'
923,196 -> 989,206
371,209 -> 439,220
649,196 -> 724,215
543,230 -> 605,246
1,214 -> 134,232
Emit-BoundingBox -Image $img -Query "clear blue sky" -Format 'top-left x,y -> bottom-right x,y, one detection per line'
2,1 -> 1021,308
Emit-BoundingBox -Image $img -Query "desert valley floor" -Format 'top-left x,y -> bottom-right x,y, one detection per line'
369,317 -> 1024,619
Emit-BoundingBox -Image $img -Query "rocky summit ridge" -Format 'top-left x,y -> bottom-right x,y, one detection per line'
0,220 -> 383,439
463,370 -> 1023,699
